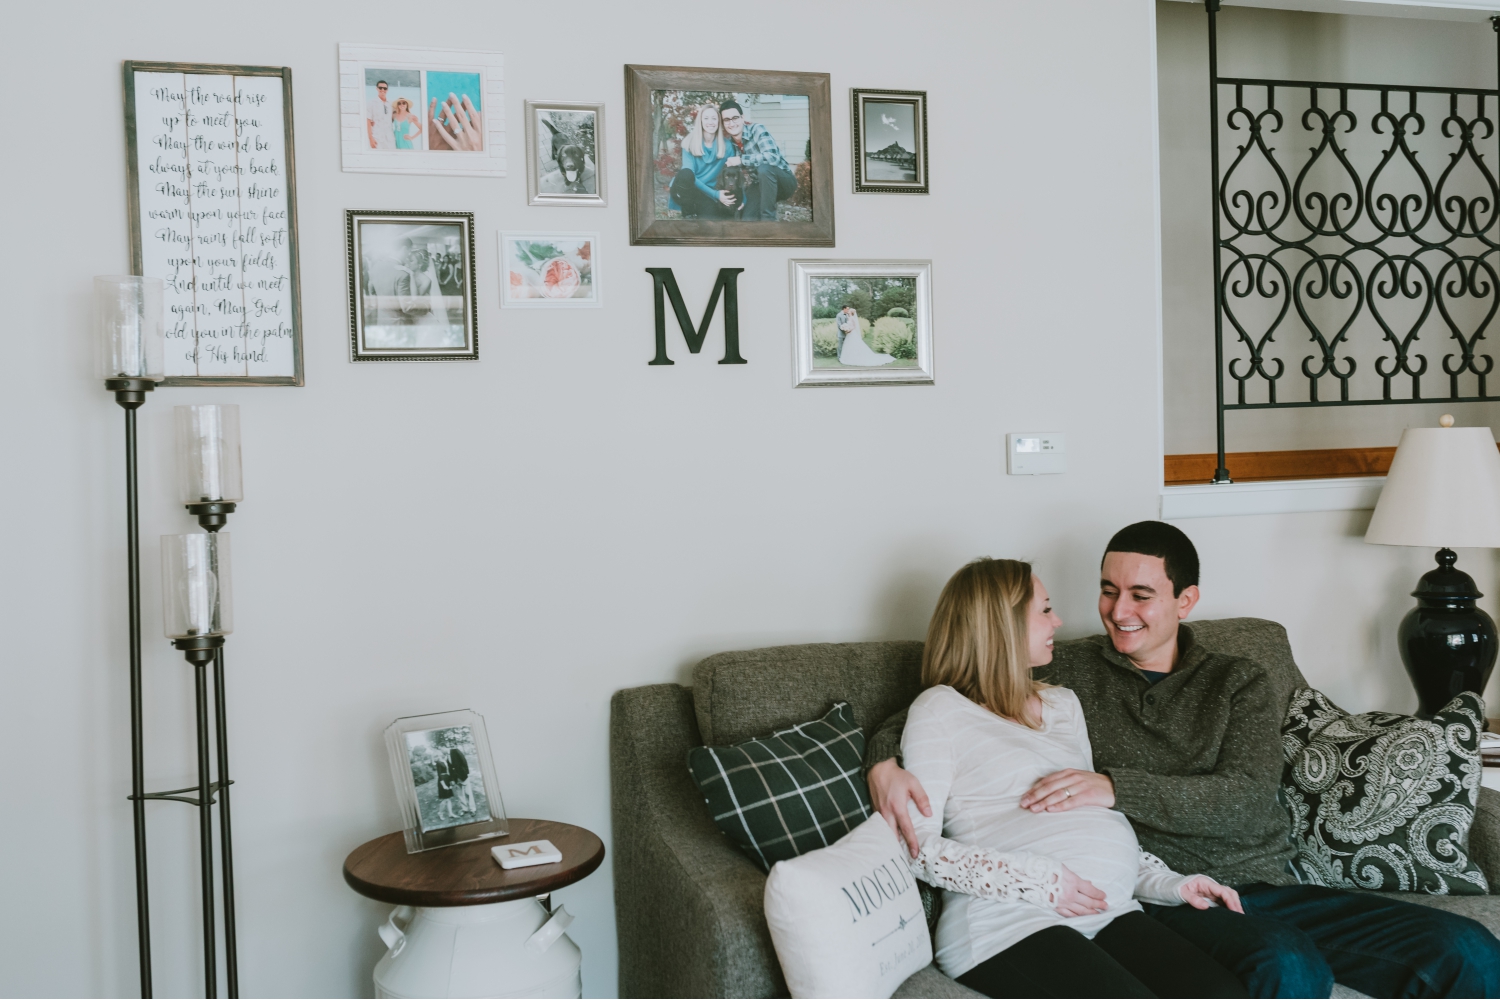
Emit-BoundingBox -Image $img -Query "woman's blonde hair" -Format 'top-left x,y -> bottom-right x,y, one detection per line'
394,98 -> 411,113
683,104 -> 726,159
922,557 -> 1044,727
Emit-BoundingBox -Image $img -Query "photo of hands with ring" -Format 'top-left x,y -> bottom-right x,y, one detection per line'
429,93 -> 483,152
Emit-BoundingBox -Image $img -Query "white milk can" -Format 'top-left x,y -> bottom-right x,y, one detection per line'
373,897 -> 581,999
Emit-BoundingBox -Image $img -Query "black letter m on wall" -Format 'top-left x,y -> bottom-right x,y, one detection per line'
646,267 -> 747,366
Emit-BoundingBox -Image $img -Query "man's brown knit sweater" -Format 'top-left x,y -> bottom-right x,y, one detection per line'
867,624 -> 1301,886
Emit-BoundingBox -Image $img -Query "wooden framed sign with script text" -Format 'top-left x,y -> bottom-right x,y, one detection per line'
124,61 -> 304,385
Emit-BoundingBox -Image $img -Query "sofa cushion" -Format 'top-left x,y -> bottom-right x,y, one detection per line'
692,640 -> 924,746
1283,688 -> 1488,895
688,702 -> 874,871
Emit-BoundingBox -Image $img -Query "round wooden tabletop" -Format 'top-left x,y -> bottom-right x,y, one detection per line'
343,818 -> 605,907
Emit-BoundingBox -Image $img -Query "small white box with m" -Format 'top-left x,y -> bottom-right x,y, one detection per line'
492,839 -> 563,869
1006,432 -> 1066,475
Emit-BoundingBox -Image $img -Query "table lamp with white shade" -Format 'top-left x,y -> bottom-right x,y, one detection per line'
1365,415 -> 1500,717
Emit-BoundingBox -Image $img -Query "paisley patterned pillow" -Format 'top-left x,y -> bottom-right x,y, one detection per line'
1281,689 -> 1487,895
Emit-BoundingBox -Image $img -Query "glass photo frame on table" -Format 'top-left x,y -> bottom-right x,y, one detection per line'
385,709 -> 508,853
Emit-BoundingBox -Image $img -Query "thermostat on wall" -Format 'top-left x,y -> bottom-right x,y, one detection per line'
1006,433 -> 1066,475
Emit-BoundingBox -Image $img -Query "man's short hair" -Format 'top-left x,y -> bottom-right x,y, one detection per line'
718,99 -> 744,116
376,80 -> 388,87
1103,520 -> 1199,596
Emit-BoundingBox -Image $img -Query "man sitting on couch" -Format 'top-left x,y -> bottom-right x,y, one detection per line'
867,521 -> 1500,998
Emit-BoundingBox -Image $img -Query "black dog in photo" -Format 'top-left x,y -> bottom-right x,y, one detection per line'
554,143 -> 590,193
716,163 -> 758,220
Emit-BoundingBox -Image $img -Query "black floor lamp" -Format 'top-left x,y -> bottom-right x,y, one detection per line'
98,276 -> 243,998
97,274 -> 164,998
165,402 -> 244,999
1366,416 -> 1500,718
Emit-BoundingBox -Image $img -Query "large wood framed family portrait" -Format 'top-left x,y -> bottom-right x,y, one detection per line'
624,65 -> 834,246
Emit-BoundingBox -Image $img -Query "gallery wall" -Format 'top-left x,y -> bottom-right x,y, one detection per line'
7,3 -> 1497,998
0,1 -> 1168,996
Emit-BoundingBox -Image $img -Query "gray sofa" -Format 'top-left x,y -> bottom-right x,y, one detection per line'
610,618 -> 1500,998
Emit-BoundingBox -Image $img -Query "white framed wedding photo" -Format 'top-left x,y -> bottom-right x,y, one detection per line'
790,260 -> 933,387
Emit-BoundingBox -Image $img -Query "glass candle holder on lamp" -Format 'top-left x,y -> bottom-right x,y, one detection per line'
163,532 -> 234,664
176,404 -> 243,531
97,275 -> 164,407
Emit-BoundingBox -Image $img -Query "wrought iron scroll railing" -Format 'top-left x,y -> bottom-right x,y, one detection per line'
1202,3 -> 1500,482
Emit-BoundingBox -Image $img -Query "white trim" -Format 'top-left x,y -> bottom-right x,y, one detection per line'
1161,477 -> 1385,519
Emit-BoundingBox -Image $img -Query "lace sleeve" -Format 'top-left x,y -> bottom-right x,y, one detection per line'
1132,850 -> 1192,906
909,834 -> 1065,910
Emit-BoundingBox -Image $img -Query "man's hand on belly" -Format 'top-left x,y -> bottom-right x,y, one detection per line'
1019,769 -> 1115,813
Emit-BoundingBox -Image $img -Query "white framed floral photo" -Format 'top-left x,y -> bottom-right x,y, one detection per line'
790,260 -> 933,387
499,232 -> 600,308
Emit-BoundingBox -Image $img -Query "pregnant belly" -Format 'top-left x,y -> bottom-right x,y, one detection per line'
969,807 -> 1142,909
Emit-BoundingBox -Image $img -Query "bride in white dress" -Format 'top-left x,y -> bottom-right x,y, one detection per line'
837,308 -> 896,366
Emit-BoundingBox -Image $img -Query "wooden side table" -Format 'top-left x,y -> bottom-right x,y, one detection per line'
344,819 -> 605,999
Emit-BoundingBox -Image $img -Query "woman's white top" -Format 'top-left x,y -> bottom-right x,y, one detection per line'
902,685 -> 1194,979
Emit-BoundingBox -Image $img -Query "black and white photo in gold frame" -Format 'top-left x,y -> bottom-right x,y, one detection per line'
124,61 -> 304,385
851,89 -> 928,195
346,210 -> 478,362
791,260 -> 933,387
625,64 -> 833,246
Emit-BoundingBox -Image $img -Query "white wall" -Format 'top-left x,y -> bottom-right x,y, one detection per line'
0,2 -> 1169,997
1157,0 -> 1500,454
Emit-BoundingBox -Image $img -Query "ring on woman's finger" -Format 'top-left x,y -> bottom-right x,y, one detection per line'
1063,786 -> 1072,798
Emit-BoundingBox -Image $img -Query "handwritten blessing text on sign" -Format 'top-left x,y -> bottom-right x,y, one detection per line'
133,71 -> 298,380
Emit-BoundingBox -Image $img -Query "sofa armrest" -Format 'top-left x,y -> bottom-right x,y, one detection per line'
612,684 -> 787,998
1471,785 -> 1500,892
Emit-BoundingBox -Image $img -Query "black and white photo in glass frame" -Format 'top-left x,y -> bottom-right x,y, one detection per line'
347,210 -> 478,362
385,708 -> 508,853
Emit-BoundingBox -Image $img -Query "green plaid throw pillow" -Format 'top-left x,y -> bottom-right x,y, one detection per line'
688,702 -> 873,872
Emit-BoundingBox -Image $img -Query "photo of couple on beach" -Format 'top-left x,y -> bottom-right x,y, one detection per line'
364,67 -> 483,153
650,90 -> 813,223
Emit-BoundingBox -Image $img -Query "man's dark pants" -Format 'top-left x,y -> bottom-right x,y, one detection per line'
1144,883 -> 1500,998
750,164 -> 796,219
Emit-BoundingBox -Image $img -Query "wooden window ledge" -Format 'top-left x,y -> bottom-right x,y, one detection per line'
1164,447 -> 1399,487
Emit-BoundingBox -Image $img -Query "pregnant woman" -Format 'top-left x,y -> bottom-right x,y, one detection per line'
900,558 -> 1246,998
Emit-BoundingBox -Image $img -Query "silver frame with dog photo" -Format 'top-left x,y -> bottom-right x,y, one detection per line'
525,100 -> 607,207
790,260 -> 934,388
